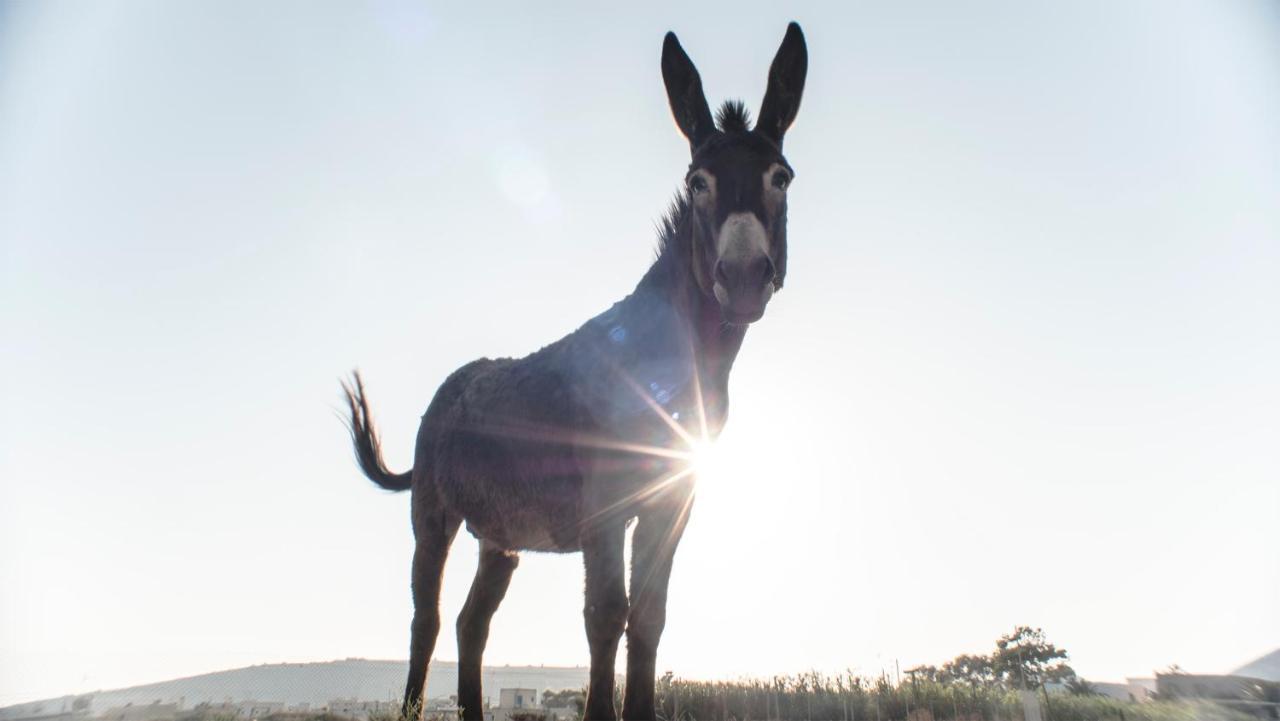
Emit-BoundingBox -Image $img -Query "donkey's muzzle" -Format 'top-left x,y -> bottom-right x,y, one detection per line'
713,254 -> 776,324
711,211 -> 777,324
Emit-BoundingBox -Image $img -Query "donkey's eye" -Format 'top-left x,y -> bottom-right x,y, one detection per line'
688,175 -> 709,194
771,170 -> 791,190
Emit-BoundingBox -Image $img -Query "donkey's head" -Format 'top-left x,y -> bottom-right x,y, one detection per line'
663,23 -> 807,325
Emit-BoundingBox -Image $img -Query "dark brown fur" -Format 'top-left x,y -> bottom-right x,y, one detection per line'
343,24 -> 807,721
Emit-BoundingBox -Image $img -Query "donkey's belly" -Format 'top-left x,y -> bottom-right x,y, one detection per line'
441,470 -> 585,553
464,510 -> 583,553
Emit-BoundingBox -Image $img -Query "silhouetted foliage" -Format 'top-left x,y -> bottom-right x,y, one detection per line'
1065,678 -> 1101,697
542,689 -> 585,714
992,626 -> 1075,690
942,654 -> 998,687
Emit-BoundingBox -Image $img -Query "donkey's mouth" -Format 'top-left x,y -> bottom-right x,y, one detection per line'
714,283 -> 773,326
720,304 -> 766,325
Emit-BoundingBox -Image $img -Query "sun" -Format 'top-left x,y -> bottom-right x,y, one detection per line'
687,439 -> 729,493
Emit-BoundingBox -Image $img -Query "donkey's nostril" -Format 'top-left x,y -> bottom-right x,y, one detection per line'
714,260 -> 730,285
758,256 -> 776,284
716,257 -> 775,289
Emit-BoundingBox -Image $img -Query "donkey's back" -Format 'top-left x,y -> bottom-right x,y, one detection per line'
412,343 -> 592,552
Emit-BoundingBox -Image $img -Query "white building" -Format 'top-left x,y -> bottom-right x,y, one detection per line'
233,701 -> 284,720
1125,677 -> 1158,702
326,700 -> 396,720
483,689 -> 545,721
498,690 -> 538,710
98,704 -> 180,721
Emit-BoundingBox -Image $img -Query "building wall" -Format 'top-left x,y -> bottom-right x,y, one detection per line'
1126,677 -> 1157,702
497,690 -> 537,710
99,704 -> 180,721
326,699 -> 396,720
1157,674 -> 1272,701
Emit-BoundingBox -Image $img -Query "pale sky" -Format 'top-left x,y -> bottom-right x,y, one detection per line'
2,0 -> 1278,707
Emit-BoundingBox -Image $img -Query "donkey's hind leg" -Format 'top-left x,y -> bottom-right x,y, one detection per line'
456,541 -> 520,721
403,509 -> 462,720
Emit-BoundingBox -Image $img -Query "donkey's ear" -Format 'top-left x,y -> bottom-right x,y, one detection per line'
756,22 -> 808,147
662,32 -> 715,150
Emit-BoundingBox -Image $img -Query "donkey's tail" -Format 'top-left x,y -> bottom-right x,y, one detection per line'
340,371 -> 413,492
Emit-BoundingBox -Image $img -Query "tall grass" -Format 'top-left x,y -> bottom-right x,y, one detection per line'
650,673 -> 1255,721
281,673 -> 1260,721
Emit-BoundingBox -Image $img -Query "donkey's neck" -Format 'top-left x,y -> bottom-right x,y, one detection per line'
605,201 -> 748,433
642,259 -> 746,387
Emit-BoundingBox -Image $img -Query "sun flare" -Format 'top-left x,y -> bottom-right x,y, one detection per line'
687,439 -> 728,491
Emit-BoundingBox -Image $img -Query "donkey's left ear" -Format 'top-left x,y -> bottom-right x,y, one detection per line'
756,22 -> 808,147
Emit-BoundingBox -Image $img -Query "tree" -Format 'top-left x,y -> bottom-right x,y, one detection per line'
905,665 -> 942,684
991,626 -> 1075,690
1064,678 -> 1100,696
541,689 -> 585,714
941,654 -> 996,687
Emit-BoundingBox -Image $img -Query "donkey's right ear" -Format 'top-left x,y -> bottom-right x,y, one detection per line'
662,32 -> 715,151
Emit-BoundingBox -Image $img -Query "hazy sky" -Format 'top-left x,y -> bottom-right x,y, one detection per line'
2,0 -> 1278,706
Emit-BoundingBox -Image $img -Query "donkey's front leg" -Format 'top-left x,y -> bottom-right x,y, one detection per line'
582,523 -> 628,721
622,492 -> 694,721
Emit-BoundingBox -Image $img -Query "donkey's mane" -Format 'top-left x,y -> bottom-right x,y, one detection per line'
715,100 -> 752,133
652,193 -> 689,262
639,192 -> 699,300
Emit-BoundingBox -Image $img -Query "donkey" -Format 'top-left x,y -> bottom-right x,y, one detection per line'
343,23 -> 807,721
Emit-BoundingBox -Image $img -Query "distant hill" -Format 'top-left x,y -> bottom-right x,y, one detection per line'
0,659 -> 588,718
1233,649 -> 1280,682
